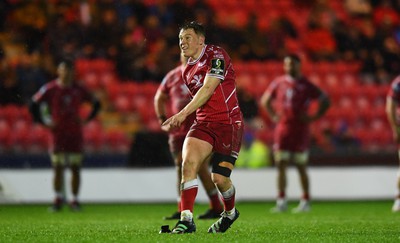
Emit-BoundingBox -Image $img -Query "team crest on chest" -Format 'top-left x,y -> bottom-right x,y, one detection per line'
191,74 -> 203,89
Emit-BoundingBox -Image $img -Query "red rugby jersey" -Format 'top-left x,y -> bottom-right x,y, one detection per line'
159,64 -> 195,135
182,44 -> 242,124
266,74 -> 322,125
33,80 -> 93,133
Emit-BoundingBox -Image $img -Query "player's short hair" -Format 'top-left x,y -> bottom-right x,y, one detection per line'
60,58 -> 75,69
284,54 -> 301,63
180,21 -> 206,37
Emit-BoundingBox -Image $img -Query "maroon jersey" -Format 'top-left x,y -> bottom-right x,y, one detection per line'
159,64 -> 195,137
182,44 -> 242,124
266,74 -> 322,126
33,80 -> 94,152
266,74 -> 323,152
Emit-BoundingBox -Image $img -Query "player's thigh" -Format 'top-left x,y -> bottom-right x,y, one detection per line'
197,154 -> 212,177
293,151 -> 309,165
182,136 -> 213,167
51,153 -> 66,167
273,150 -> 290,166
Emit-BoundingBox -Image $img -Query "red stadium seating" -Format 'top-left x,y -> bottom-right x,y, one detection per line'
10,119 -> 31,153
103,130 -> 131,154
26,124 -> 51,154
0,119 -> 11,152
0,54 -> 391,155
83,121 -> 105,154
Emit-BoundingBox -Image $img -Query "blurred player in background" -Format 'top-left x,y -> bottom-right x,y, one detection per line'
30,59 -> 101,212
385,75 -> 400,212
154,53 -> 223,220
162,21 -> 243,233
260,54 -> 330,213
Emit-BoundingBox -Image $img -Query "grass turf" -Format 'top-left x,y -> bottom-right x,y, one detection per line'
0,201 -> 399,242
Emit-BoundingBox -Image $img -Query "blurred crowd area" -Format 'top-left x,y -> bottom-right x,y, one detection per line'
0,0 -> 400,165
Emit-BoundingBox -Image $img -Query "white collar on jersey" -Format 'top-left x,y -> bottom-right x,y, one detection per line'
188,45 -> 207,65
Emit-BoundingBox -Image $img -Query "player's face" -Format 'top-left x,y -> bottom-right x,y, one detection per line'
283,57 -> 300,77
57,63 -> 74,85
179,28 -> 204,60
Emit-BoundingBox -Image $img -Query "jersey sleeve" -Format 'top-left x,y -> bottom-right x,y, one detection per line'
266,79 -> 279,98
206,47 -> 226,81
32,84 -> 50,103
159,73 -> 170,94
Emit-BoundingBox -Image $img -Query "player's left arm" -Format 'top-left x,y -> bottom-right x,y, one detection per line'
154,88 -> 169,124
85,96 -> 101,123
307,91 -> 330,122
29,99 -> 43,124
163,76 -> 220,128
386,95 -> 400,142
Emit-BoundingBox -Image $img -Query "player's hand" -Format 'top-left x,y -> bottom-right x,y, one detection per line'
161,123 -> 176,132
45,121 -> 55,129
162,112 -> 186,129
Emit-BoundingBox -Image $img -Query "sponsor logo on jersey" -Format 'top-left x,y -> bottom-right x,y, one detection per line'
222,143 -> 231,150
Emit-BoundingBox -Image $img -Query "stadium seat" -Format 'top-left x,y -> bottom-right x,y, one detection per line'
141,82 -> 159,97
104,130 -> 131,154
368,118 -> 393,150
91,59 -> 114,73
82,71 -> 100,90
83,121 -> 105,154
316,62 -> 335,75
27,124 -> 51,154
336,96 -> 358,124
264,61 -> 282,77
1,105 -> 22,124
0,119 -> 11,152
253,73 -> 270,98
99,70 -> 118,88
75,59 -> 91,77
10,119 -> 31,153
233,62 -> 245,75
240,0 -> 257,12
114,94 -> 132,113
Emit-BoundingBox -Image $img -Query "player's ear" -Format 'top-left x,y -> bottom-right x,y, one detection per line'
199,35 -> 205,45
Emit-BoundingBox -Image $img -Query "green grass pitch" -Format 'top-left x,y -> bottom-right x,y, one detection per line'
0,201 -> 399,242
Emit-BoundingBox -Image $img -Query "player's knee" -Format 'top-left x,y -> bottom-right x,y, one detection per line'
51,153 -> 66,166
69,154 -> 83,166
293,151 -> 309,165
211,153 -> 236,177
273,150 -> 290,164
211,172 -> 229,186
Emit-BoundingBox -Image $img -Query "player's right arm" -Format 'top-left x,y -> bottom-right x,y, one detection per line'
29,84 -> 54,128
163,75 -> 219,129
260,82 -> 279,123
154,87 -> 172,132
